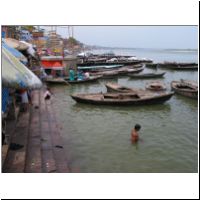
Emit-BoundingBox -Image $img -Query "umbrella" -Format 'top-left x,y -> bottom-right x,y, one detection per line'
2,46 -> 42,89
2,40 -> 28,64
20,41 -> 36,58
4,38 -> 29,51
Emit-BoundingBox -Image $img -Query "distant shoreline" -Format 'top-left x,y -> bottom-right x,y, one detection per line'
87,46 -> 198,53
90,46 -> 198,52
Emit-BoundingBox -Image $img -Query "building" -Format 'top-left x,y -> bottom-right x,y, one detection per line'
40,55 -> 78,77
1,26 -> 20,39
46,31 -> 63,55
40,56 -> 65,77
32,30 -> 44,39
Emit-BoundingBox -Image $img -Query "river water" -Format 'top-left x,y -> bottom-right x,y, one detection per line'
51,48 -> 198,173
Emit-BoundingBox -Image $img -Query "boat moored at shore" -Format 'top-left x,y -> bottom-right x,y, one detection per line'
171,80 -> 198,99
71,91 -> 174,106
45,77 -> 69,85
66,75 -> 102,84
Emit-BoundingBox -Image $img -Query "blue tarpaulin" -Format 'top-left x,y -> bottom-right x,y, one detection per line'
2,39 -> 28,64
2,46 -> 42,89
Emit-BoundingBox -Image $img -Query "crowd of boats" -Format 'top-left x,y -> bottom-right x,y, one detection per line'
45,63 -> 166,85
71,79 -> 198,106
77,52 -> 153,66
44,57 -> 198,105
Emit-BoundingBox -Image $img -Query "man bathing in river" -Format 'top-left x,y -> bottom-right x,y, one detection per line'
131,124 -> 141,143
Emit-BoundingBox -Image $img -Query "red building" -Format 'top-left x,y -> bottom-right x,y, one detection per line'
40,56 -> 65,77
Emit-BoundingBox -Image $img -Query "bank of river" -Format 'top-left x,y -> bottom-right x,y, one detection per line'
51,49 -> 198,172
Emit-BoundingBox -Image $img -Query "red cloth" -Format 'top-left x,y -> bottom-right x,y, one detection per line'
41,60 -> 62,68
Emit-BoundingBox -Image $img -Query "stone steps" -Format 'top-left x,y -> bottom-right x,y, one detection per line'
24,90 -> 42,173
2,111 -> 30,173
3,88 -> 69,173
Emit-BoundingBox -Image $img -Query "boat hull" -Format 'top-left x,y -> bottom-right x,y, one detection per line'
67,76 -> 102,84
45,78 -> 68,84
90,67 -> 144,78
171,81 -> 198,99
168,66 -> 198,70
146,63 -> 198,70
71,92 -> 174,106
128,72 -> 165,79
158,63 -> 198,70
77,61 -> 145,66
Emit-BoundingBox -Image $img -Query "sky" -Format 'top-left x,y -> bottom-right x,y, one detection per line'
49,26 -> 198,49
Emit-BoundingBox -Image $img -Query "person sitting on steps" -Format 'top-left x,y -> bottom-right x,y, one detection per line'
44,87 -> 52,100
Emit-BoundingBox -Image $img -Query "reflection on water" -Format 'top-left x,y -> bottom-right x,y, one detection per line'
51,49 -> 198,173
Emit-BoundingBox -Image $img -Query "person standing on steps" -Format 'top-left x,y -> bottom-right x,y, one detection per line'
19,89 -> 29,112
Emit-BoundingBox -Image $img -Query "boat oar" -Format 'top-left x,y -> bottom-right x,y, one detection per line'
64,80 -> 70,85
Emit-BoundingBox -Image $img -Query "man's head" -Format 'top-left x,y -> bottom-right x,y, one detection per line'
135,124 -> 141,131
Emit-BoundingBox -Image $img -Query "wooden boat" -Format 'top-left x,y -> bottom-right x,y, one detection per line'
45,77 -> 69,85
89,70 -> 119,78
117,66 -> 144,75
77,60 -> 143,66
90,66 -> 144,78
71,91 -> 174,106
179,79 -> 198,89
128,72 -> 165,79
161,62 -> 198,67
122,64 -> 143,68
146,62 -> 198,70
66,75 -> 102,84
145,81 -> 167,91
171,80 -> 198,99
105,82 -> 145,94
158,62 -> 198,70
169,66 -> 198,70
78,64 -> 123,72
145,63 -> 159,68
87,64 -> 143,73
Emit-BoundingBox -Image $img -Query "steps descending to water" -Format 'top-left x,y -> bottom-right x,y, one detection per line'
3,89 -> 69,173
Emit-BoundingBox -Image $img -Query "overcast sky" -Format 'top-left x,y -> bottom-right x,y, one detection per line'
44,26 -> 198,49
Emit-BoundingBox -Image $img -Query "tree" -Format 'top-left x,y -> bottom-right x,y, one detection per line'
68,37 -> 79,45
21,26 -> 36,33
